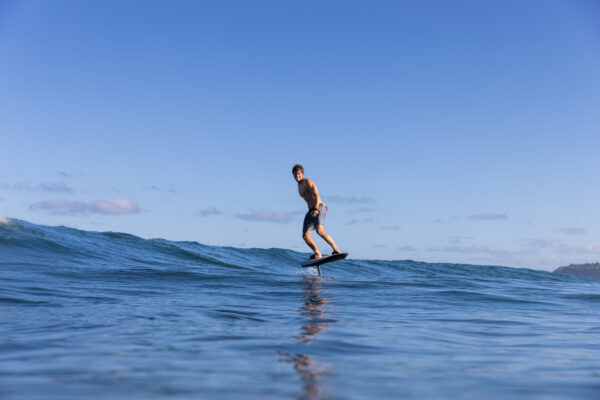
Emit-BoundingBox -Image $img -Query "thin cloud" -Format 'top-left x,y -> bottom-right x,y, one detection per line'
89,198 -> 140,215
528,237 -> 600,255
30,200 -> 88,215
142,185 -> 177,194
199,207 -> 223,217
555,227 -> 586,235
437,214 -> 508,223
0,182 -> 74,194
466,213 -> 508,221
39,182 -> 74,193
235,210 -> 293,223
427,244 -> 510,256
397,246 -> 416,252
380,225 -> 401,230
435,216 -> 461,223
563,244 -> 600,255
57,170 -> 84,179
30,197 -> 140,216
328,195 -> 377,205
450,236 -> 475,244
527,237 -> 564,249
346,218 -> 376,226
346,207 -> 383,213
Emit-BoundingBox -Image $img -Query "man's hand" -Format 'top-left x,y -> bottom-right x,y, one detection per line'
311,209 -> 319,217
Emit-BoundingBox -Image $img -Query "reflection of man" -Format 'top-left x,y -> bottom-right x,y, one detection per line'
279,276 -> 332,399
292,164 -> 341,260
279,352 -> 322,400
297,275 -> 329,344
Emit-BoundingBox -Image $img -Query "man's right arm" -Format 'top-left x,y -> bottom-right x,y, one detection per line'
307,180 -> 322,216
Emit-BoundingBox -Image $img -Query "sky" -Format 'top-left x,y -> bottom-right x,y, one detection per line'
1,0 -> 599,270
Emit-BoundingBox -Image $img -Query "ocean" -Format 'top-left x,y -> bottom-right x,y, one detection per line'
1,219 -> 599,399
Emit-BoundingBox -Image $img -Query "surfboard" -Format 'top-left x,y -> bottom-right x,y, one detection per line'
301,252 -> 348,268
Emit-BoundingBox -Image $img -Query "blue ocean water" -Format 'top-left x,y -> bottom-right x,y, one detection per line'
1,219 -> 600,399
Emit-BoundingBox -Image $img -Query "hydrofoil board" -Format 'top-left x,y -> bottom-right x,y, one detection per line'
301,252 -> 348,268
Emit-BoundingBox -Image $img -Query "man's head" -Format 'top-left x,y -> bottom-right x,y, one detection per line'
292,164 -> 304,182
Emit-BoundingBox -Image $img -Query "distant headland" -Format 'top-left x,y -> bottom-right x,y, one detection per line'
554,263 -> 600,279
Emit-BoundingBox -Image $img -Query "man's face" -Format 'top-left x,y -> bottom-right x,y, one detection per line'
293,170 -> 304,182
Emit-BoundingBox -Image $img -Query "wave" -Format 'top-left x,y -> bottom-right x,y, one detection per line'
0,219 -> 591,285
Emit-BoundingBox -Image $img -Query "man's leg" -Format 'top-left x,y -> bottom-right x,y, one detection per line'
303,230 -> 321,257
315,226 -> 340,253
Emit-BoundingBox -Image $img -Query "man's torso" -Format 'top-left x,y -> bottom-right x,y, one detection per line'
298,179 -> 317,208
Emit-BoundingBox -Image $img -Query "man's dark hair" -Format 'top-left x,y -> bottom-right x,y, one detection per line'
292,164 -> 304,174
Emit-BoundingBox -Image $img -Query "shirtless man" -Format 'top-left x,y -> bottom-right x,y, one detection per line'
292,164 -> 341,259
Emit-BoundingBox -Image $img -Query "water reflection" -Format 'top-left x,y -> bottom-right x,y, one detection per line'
296,275 -> 334,343
280,275 -> 335,399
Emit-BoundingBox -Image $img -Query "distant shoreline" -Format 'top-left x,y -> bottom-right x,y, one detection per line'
554,263 -> 600,279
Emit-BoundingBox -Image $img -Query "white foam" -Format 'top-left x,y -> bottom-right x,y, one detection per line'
0,215 -> 9,225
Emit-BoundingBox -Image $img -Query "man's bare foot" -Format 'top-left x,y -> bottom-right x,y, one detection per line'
309,253 -> 322,260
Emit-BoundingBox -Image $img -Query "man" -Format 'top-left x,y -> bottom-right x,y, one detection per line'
292,164 -> 341,259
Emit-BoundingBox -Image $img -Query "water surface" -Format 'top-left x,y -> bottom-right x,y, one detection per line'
1,220 -> 599,399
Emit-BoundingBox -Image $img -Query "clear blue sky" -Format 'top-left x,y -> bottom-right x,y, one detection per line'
1,0 -> 599,270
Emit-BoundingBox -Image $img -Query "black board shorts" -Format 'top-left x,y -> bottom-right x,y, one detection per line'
302,204 -> 326,234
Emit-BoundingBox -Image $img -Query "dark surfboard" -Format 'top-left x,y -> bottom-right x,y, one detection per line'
301,252 -> 348,268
